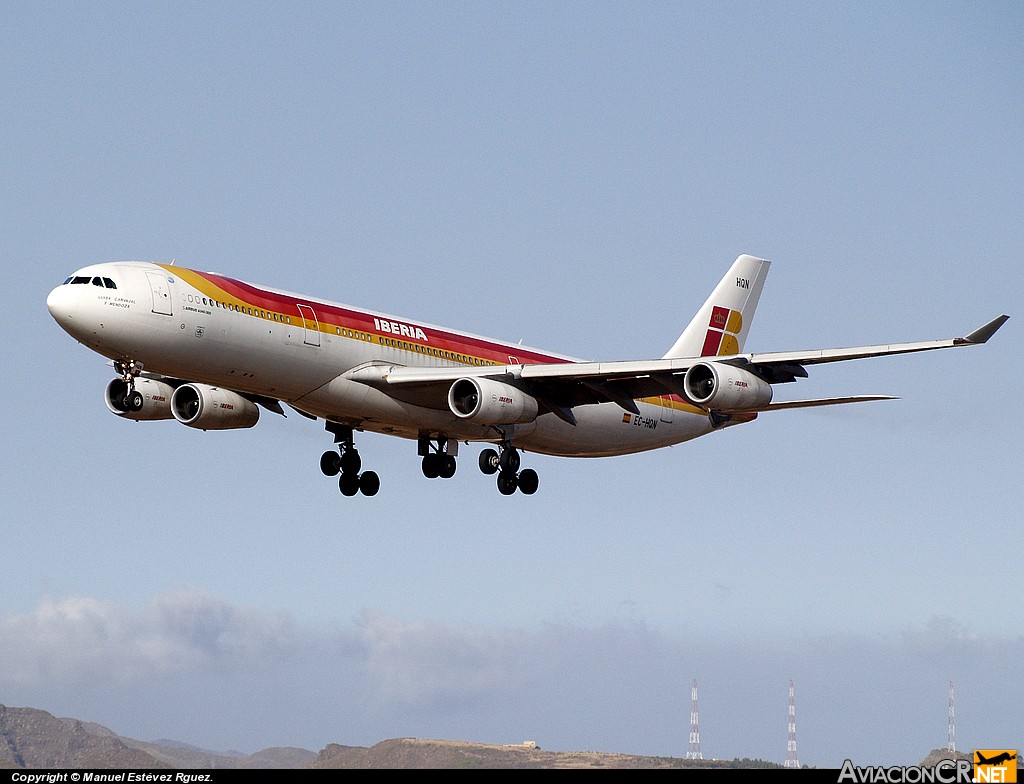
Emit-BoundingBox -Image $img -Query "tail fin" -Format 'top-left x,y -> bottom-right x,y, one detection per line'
662,254 -> 771,359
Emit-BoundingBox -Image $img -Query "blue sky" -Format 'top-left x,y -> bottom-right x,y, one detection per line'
2,1 -> 1021,767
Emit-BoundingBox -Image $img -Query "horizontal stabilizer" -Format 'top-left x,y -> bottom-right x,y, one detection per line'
763,395 -> 898,410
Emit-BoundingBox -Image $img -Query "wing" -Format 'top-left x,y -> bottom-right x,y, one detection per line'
739,314 -> 1009,369
347,315 -> 1009,422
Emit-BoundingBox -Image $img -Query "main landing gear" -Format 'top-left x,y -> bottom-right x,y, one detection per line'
478,443 -> 539,496
113,359 -> 145,412
419,434 -> 457,480
320,423 -> 379,497
318,426 -> 538,497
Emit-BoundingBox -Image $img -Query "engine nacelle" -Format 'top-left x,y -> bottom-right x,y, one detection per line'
683,362 -> 773,411
105,377 -> 176,421
448,377 -> 539,425
170,384 -> 260,430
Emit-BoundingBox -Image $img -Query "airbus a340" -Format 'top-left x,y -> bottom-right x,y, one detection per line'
46,255 -> 1007,496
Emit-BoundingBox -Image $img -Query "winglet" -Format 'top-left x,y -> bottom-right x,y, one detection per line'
956,315 -> 1009,345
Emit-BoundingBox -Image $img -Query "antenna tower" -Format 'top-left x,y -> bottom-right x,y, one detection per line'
947,681 -> 956,753
686,678 -> 703,759
785,680 -> 800,768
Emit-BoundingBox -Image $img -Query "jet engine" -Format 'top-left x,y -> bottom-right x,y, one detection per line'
448,377 -> 539,425
683,361 -> 773,411
170,383 -> 260,430
104,377 -> 176,421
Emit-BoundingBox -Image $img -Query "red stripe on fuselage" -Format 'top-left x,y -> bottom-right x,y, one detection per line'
183,268 -> 572,367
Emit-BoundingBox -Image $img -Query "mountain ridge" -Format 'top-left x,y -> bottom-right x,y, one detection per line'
0,702 -> 970,769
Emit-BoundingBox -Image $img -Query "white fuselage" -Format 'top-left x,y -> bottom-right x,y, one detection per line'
47,261 -> 729,457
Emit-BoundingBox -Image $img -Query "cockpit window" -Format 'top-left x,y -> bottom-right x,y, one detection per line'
63,274 -> 116,288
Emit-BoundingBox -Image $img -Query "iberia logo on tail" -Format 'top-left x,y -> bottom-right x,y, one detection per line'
701,305 -> 743,356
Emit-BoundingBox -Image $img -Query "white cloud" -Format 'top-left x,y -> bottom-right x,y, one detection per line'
357,609 -> 531,706
0,592 -> 1020,765
0,589 -> 301,686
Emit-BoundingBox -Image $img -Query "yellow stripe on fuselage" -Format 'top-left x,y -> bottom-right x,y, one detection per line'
158,264 -> 707,417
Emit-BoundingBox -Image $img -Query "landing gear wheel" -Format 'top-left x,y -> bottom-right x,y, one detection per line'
497,471 -> 518,495
439,454 -> 457,479
479,448 -> 499,475
125,390 -> 144,412
359,471 -> 380,496
517,468 -> 539,495
339,472 -> 360,496
340,449 -> 362,475
422,454 -> 441,479
499,447 -> 520,474
320,451 -> 342,477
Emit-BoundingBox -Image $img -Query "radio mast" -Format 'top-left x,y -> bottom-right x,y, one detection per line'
785,680 -> 800,768
686,679 -> 703,760
947,681 -> 956,753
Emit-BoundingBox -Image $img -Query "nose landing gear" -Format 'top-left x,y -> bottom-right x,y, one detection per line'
113,359 -> 145,412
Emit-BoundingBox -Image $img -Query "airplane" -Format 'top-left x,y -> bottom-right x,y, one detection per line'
46,254 -> 1008,496
976,752 -> 1017,766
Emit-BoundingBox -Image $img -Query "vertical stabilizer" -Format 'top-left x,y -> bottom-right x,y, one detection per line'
662,254 -> 771,359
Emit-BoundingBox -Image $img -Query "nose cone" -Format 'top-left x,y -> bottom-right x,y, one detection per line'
47,283 -> 78,333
